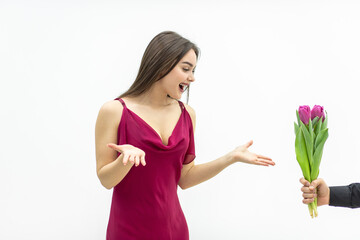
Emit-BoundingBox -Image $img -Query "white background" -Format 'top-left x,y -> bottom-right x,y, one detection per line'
1,0 -> 360,239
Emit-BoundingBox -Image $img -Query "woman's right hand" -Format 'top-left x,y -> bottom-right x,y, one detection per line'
230,140 -> 275,166
107,143 -> 146,167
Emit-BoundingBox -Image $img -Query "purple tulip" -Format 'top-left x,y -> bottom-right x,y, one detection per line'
311,105 -> 325,122
299,105 -> 311,125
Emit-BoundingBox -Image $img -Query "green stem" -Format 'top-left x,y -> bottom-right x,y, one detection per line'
308,203 -> 314,218
314,198 -> 318,217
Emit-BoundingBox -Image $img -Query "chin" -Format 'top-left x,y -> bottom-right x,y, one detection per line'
175,94 -> 182,100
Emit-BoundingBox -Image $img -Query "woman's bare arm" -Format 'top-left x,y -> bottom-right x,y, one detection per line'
178,105 -> 275,190
95,100 -> 134,189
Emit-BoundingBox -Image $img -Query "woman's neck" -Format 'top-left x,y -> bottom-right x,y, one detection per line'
129,85 -> 176,108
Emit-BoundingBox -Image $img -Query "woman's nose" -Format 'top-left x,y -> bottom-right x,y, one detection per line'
188,73 -> 195,82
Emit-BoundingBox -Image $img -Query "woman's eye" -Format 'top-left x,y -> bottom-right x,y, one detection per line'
183,68 -> 190,72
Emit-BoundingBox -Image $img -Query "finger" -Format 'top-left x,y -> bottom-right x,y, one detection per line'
256,157 -> 275,165
257,154 -> 272,161
140,155 -> 146,166
123,154 -> 129,165
301,186 -> 313,193
128,155 -> 135,164
244,140 -> 253,148
258,159 -> 275,166
310,179 -> 322,189
303,198 -> 315,204
134,155 -> 140,167
107,143 -> 120,151
254,161 -> 269,166
303,193 -> 317,199
299,178 -> 310,187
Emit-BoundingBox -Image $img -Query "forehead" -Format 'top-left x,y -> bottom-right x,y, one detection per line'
180,49 -> 197,66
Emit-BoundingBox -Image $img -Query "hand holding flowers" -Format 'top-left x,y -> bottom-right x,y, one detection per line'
294,105 -> 329,218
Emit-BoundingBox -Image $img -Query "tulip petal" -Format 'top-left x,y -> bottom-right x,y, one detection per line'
311,105 -> 325,121
299,105 -> 311,125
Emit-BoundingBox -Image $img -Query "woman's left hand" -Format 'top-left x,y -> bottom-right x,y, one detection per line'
230,140 -> 275,166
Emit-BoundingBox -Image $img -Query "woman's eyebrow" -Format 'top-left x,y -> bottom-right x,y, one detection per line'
181,61 -> 194,67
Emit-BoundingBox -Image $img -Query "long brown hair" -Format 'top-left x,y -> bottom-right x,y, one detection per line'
119,31 -> 200,102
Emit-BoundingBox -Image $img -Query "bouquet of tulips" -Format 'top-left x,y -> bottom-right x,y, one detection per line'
294,105 -> 329,218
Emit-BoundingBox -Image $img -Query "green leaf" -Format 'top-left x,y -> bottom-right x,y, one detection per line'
312,117 -> 319,127
311,128 -> 328,181
296,110 -> 301,126
322,113 -> 328,130
294,122 -> 299,135
315,128 -> 329,150
315,118 -> 322,136
295,127 -> 311,181
300,122 -> 314,170
308,116 -> 314,144
314,169 -> 319,180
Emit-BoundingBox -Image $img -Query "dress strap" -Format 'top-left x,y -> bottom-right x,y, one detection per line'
177,100 -> 185,111
116,97 -> 183,111
115,98 -> 126,107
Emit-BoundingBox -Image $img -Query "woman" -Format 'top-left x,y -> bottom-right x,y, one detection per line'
95,31 -> 275,240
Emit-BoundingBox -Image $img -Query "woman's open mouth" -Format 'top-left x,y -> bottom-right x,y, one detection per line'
179,83 -> 188,92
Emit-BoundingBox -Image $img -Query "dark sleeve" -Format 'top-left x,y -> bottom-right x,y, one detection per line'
329,183 -> 360,208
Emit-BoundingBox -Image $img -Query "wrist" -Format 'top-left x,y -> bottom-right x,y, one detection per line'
226,152 -> 237,165
326,186 -> 330,205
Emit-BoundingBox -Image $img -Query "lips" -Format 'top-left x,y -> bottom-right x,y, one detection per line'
179,83 -> 188,92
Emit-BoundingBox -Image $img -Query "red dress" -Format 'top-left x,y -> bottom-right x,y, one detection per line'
106,98 -> 196,240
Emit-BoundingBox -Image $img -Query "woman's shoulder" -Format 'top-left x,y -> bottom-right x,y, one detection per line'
182,102 -> 196,127
183,103 -> 195,115
95,99 -> 124,136
98,99 -> 124,120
